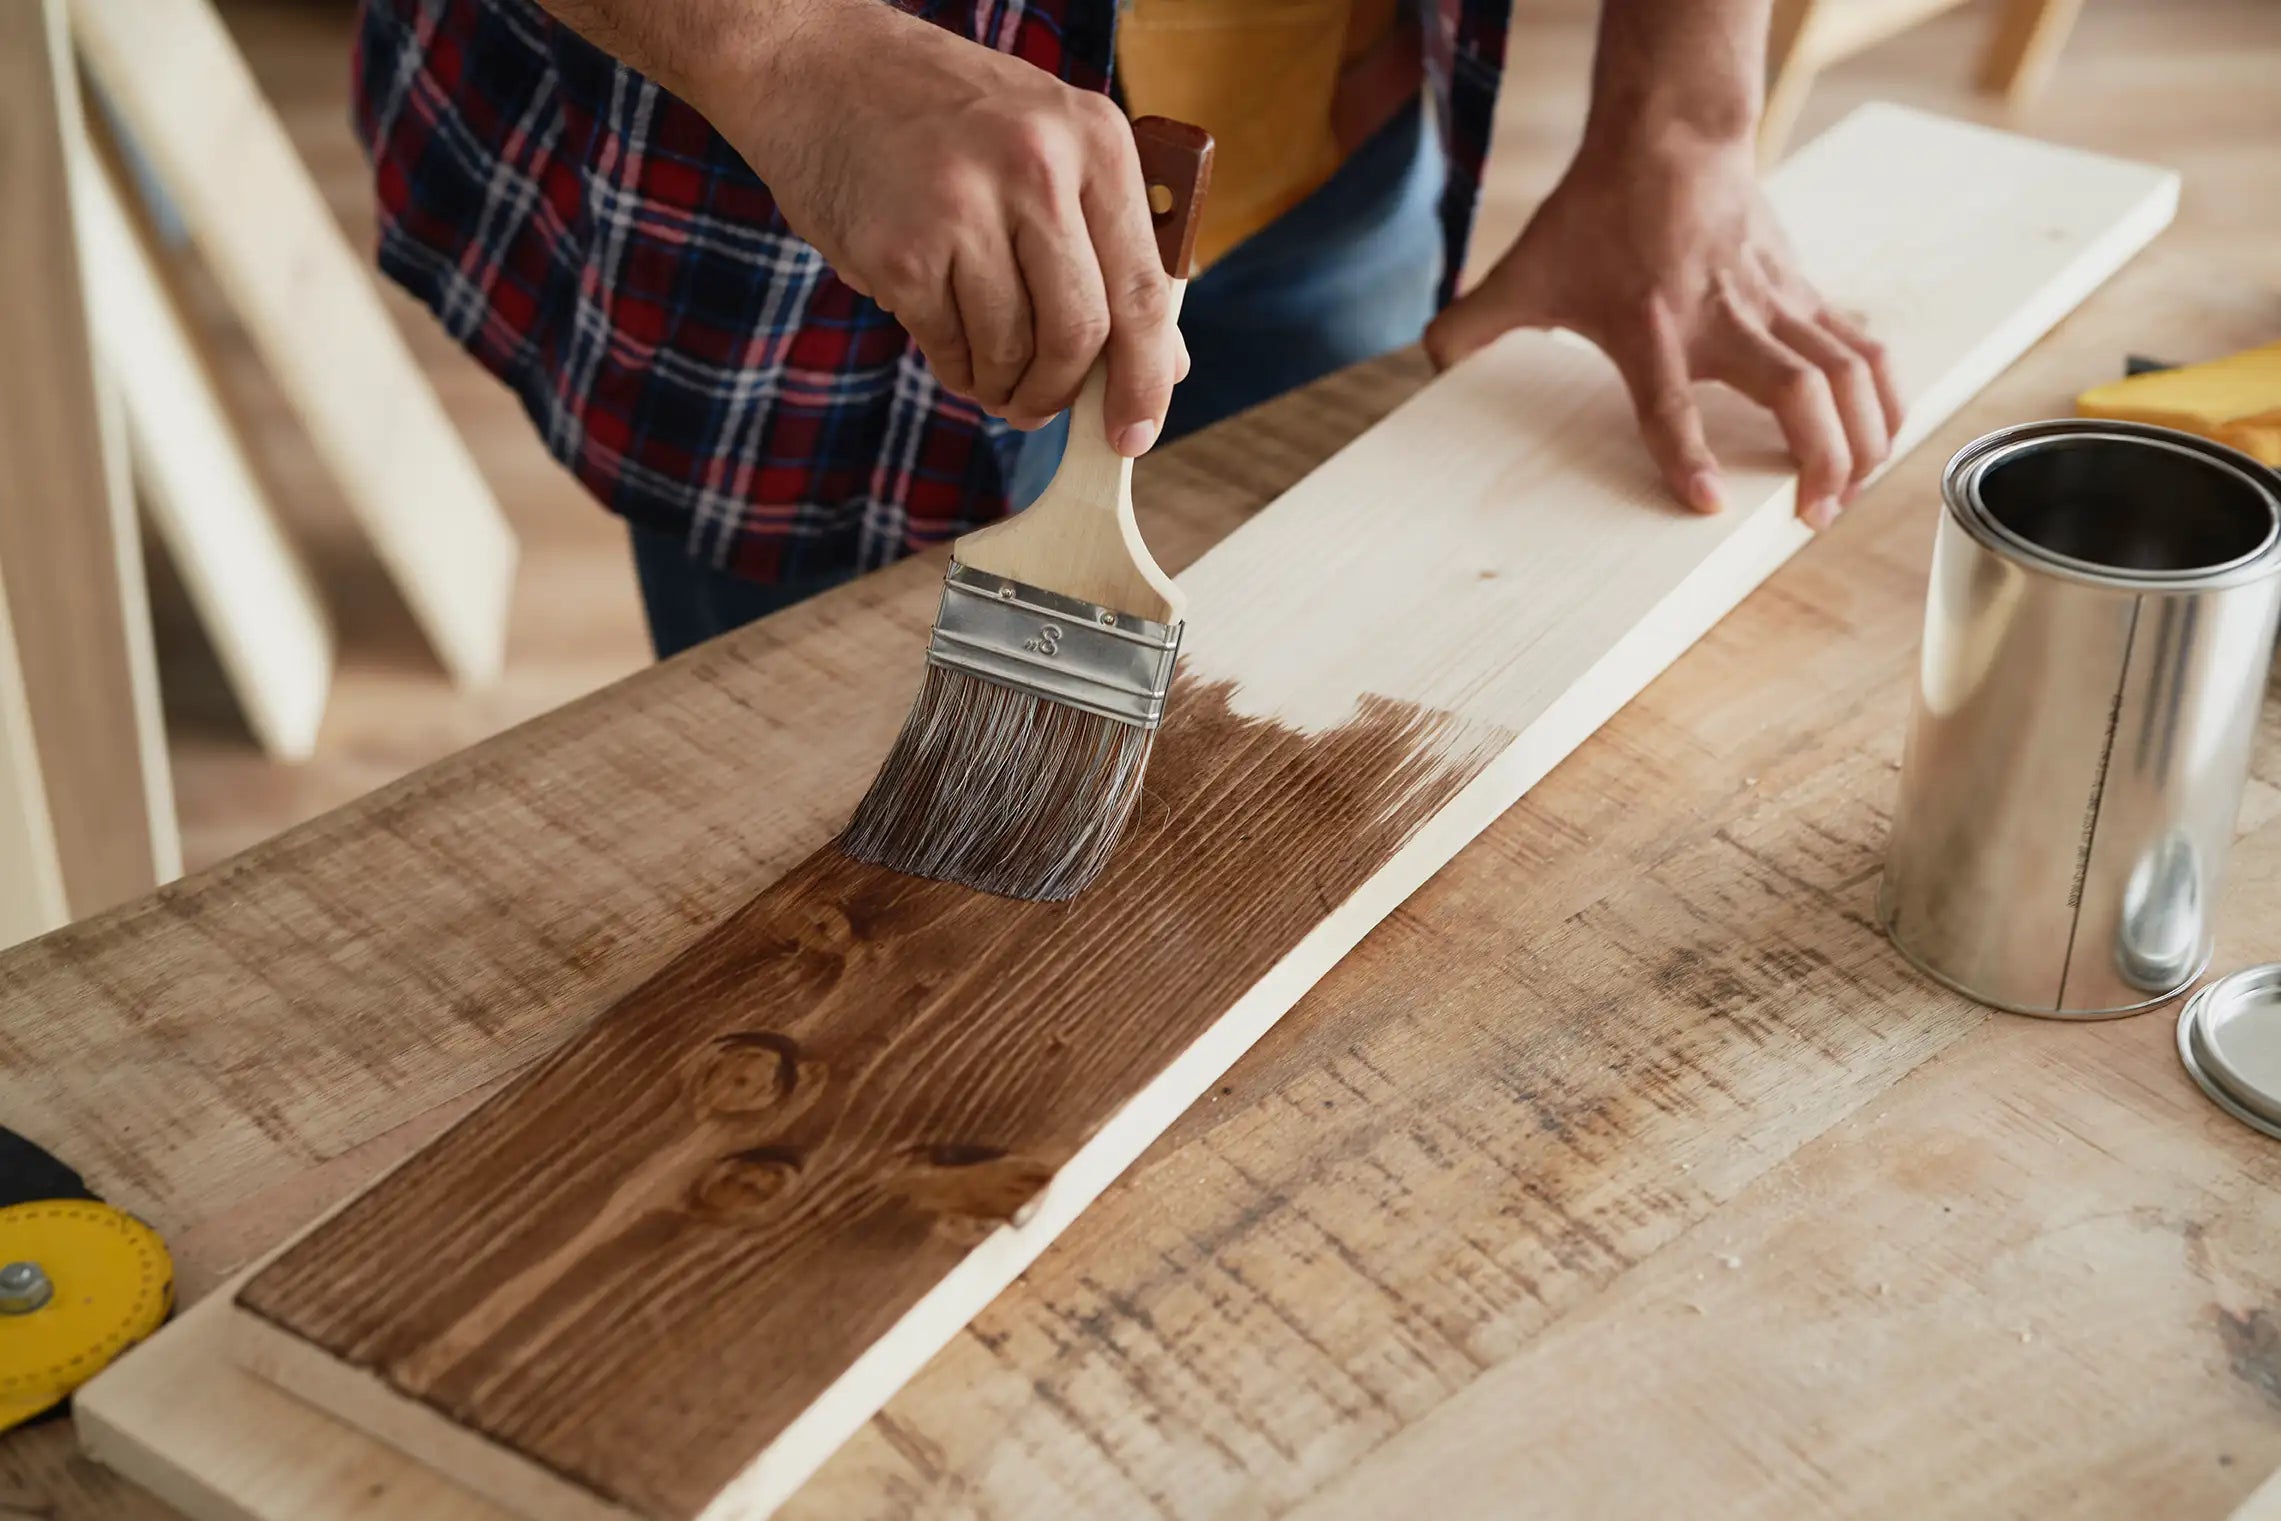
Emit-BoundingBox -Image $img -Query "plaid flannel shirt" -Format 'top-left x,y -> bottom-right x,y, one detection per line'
354,0 -> 1512,583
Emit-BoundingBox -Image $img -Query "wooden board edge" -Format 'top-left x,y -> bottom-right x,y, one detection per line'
78,1281 -> 518,1521
225,1309 -> 634,1521
2234,1464 -> 2281,1521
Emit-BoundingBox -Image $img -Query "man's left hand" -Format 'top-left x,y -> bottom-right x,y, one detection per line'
1425,132 -> 1904,529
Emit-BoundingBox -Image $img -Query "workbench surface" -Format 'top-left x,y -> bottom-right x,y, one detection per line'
6,266 -> 2281,1516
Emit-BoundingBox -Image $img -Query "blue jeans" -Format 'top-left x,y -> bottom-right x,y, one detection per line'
632,100 -> 1444,658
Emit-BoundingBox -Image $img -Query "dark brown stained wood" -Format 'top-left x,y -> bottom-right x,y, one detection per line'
235,683 -> 1505,1519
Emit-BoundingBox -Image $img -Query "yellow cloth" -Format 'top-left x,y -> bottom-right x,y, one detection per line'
1116,0 -> 1400,269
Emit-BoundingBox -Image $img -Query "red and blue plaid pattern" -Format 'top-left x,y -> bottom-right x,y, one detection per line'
353,0 -> 1510,582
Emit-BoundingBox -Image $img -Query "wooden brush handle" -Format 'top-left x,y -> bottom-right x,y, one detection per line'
1132,116 -> 1213,278
950,117 -> 1213,623
1047,116 -> 1211,511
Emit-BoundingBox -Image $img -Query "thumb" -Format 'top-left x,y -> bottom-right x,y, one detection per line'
1423,249 -> 1565,372
1424,280 -> 1523,372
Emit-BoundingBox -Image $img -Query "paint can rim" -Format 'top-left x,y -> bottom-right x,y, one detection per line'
1944,420 -> 2281,593
2176,965 -> 2281,1140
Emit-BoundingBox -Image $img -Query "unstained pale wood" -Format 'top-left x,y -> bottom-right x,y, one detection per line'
1980,0 -> 2087,105
0,568 -> 68,948
0,0 -> 179,916
1763,0 -> 1979,158
68,0 -> 517,686
200,108 -> 2179,1521
1760,0 -> 2084,158
81,136 -> 334,761
2238,1465 -> 2281,1521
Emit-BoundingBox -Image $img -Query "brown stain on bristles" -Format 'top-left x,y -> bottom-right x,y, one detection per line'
840,666 -> 1157,901
238,679 -> 1509,1520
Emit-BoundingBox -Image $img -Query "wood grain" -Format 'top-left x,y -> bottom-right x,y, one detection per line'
235,686 -> 1497,1521
207,109 -> 2178,1521
1290,814 -> 2281,1521
0,0 -> 178,917
60,357 -> 1420,1521
21,5 -> 2281,1518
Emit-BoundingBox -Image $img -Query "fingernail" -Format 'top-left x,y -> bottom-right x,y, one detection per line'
1804,496 -> 1839,531
1116,420 -> 1159,458
1686,470 -> 1725,514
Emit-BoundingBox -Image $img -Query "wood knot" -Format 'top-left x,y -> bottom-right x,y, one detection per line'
688,1032 -> 817,1117
795,900 -> 859,953
892,1144 -> 1053,1236
689,1145 -> 803,1217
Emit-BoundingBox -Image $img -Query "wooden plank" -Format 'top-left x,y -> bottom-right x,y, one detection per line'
2238,1465 -> 2281,1521
1980,0 -> 2087,106
68,0 -> 517,686
204,108 -> 2177,1521
1796,0 -> 1972,66
1760,0 -> 1975,158
62,357 -> 1427,1521
82,1270 -> 510,1521
0,567 -> 68,947
0,0 -> 178,916
1287,816 -> 2281,1521
1761,0 -> 1829,163
80,137 -> 335,761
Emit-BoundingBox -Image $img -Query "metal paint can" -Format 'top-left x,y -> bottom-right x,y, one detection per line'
1879,420 -> 2281,1017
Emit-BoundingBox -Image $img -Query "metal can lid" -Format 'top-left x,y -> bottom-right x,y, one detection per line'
2176,964 -> 2281,1140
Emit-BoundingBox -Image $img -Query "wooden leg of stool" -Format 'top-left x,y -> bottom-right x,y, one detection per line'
0,0 -> 179,919
1980,0 -> 2085,107
0,571 -> 67,949
1760,0 -> 1827,164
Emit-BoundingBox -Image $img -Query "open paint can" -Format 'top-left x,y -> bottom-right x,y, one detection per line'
1879,420 -> 2281,1017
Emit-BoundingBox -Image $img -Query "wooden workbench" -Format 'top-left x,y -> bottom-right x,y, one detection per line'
4,237 -> 2280,1513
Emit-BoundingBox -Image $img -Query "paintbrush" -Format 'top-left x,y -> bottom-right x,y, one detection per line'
839,116 -> 1214,902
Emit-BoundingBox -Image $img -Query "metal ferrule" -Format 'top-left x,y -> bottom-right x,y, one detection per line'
927,563 -> 1183,728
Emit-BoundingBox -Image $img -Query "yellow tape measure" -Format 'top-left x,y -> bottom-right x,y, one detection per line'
0,1199 -> 172,1431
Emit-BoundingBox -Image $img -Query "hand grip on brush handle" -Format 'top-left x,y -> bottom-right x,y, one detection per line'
1055,116 -> 1211,474
948,116 -> 1213,626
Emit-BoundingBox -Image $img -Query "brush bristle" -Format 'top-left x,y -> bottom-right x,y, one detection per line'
839,667 -> 1158,902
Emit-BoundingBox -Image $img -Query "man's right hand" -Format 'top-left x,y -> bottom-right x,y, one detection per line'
693,0 -> 1185,456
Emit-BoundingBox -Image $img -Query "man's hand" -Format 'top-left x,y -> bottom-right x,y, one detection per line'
1427,2 -> 1904,528
543,0 -> 1184,454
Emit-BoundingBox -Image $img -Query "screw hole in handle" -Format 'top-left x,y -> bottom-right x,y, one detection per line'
1130,116 -> 1214,279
